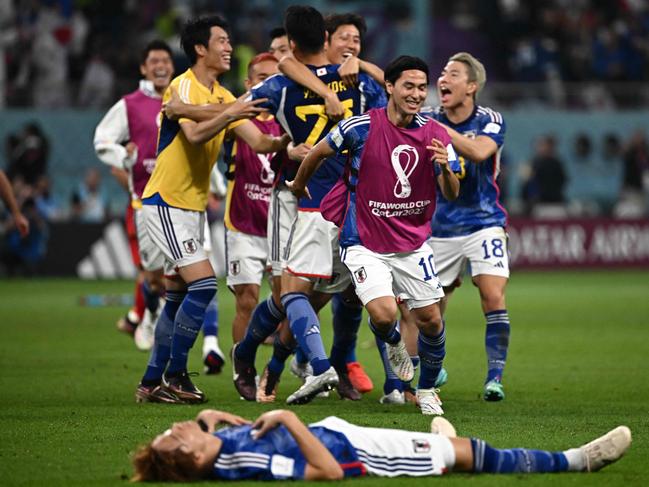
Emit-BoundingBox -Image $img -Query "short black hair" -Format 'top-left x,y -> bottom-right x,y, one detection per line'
384,55 -> 429,85
269,26 -> 286,41
325,13 -> 367,40
140,40 -> 172,65
180,15 -> 229,65
284,5 -> 325,55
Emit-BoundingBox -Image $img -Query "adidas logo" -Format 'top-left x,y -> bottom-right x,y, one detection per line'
77,221 -> 137,279
305,325 -> 320,336
494,261 -> 504,268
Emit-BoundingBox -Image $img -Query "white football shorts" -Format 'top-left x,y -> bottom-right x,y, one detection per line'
310,416 -> 455,477
225,229 -> 269,287
341,243 -> 445,310
267,185 -> 297,277
427,226 -> 510,287
135,206 -> 165,272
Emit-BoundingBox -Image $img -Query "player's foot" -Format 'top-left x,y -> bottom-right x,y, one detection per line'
580,426 -> 632,472
430,417 -> 457,437
483,379 -> 505,401
386,340 -> 415,382
435,368 -> 448,387
202,338 -> 226,375
416,387 -> 444,415
256,365 -> 281,403
116,310 -> 139,336
334,366 -> 361,401
161,370 -> 206,404
135,382 -> 182,404
133,309 -> 156,351
289,356 -> 313,382
403,386 -> 418,405
232,344 -> 257,401
346,361 -> 373,393
286,366 -> 339,405
379,389 -> 405,405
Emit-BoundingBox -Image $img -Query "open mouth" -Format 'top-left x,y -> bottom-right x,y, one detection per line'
439,86 -> 452,102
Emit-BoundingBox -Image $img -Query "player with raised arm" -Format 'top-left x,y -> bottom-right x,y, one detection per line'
426,52 -> 511,402
134,15 -> 289,405
131,407 -> 632,481
231,5 -> 386,405
288,56 -> 460,416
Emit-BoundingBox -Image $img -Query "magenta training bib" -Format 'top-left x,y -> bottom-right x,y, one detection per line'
355,108 -> 451,253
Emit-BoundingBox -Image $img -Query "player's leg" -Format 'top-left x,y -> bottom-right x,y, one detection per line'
467,227 -> 511,401
200,218 -> 224,374
119,204 -> 143,336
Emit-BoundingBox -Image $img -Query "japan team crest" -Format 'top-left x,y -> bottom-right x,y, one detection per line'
230,260 -> 241,276
183,239 -> 198,254
412,438 -> 431,453
354,267 -> 367,284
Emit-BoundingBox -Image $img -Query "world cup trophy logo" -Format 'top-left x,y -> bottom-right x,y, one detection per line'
258,153 -> 276,185
391,144 -> 419,199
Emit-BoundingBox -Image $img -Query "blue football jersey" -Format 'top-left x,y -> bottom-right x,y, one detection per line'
212,423 -> 363,480
250,65 -> 386,208
425,105 -> 508,237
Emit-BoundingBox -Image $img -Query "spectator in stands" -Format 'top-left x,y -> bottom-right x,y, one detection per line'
73,167 -> 107,223
521,135 -> 568,217
615,130 -> 649,217
5,122 -> 49,186
573,133 -> 593,164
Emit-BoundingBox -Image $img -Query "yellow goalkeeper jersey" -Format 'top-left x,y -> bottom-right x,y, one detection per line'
143,68 -> 245,211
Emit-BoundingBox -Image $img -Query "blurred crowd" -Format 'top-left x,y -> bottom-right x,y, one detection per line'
1,0 -> 649,108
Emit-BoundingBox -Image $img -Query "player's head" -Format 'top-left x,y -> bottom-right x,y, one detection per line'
245,52 -> 279,90
180,15 -> 232,72
132,421 -> 216,482
284,5 -> 326,56
139,40 -> 174,92
269,26 -> 291,59
324,13 -> 366,64
438,52 -> 486,108
384,55 -> 429,115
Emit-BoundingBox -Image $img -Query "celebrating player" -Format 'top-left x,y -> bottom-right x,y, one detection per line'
288,56 -> 460,415
426,52 -> 511,401
131,408 -> 632,481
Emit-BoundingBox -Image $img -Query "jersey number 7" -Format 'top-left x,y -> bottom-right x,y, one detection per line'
295,99 -> 354,146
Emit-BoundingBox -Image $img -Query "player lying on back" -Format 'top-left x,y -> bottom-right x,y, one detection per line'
131,408 -> 632,481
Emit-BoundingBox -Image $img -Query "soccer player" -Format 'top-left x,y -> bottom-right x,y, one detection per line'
94,40 -> 174,349
426,52 -> 511,402
131,408 -> 632,481
268,27 -> 291,59
288,56 -> 460,415
134,15 -> 289,404
232,5 -> 386,405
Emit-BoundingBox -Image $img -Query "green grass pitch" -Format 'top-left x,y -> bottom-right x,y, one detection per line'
1,270 -> 647,486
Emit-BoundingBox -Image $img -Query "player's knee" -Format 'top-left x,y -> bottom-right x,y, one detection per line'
368,302 -> 398,328
235,286 -> 259,313
480,289 -> 506,311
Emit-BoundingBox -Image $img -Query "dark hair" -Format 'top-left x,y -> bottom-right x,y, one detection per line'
284,5 -> 325,55
180,15 -> 229,65
325,13 -> 367,40
384,55 -> 429,85
269,26 -> 286,41
140,40 -> 172,65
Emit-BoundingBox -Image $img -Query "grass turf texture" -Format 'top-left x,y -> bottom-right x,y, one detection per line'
0,271 -> 647,486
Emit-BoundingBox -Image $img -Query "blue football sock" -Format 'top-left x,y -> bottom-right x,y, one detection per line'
281,292 -> 330,375
202,295 -> 218,337
330,293 -> 362,370
294,346 -> 308,365
235,295 -> 285,364
485,309 -> 510,382
142,290 -> 186,383
268,337 -> 294,375
166,277 -> 217,376
471,439 -> 569,473
368,318 -> 401,345
376,336 -> 403,394
418,323 -> 446,389
142,280 -> 162,314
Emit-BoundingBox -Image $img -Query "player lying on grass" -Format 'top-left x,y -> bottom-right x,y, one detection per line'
132,408 -> 631,481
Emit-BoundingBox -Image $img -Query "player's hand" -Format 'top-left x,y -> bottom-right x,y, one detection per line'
324,93 -> 345,123
195,409 -> 250,433
287,142 -> 312,162
251,410 -> 295,439
427,138 -> 449,167
276,133 -> 292,151
286,179 -> 311,200
338,55 -> 360,87
224,93 -> 269,121
123,142 -> 138,170
12,211 -> 29,238
162,86 -> 183,120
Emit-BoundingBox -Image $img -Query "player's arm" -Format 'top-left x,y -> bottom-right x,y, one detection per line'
195,409 -> 250,433
111,167 -> 129,191
93,99 -> 136,170
252,410 -> 343,481
443,125 -> 498,162
338,55 -> 385,87
286,138 -> 336,200
429,138 -> 460,201
180,94 -> 270,145
163,86 -> 231,122
0,169 -> 29,237
277,56 -> 345,122
231,120 -> 291,153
